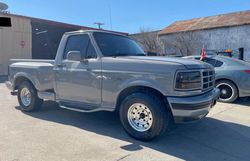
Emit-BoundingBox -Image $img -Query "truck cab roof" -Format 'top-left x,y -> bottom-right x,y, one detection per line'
64,30 -> 128,37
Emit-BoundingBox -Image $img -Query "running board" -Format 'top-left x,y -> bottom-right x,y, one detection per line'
38,91 -> 55,101
59,105 -> 104,113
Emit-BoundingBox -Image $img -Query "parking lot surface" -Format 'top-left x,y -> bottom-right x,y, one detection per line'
0,79 -> 250,161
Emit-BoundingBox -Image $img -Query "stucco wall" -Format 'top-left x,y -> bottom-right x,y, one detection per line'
160,25 -> 250,61
0,14 -> 32,75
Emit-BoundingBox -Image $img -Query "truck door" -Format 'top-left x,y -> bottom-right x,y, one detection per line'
55,34 -> 102,109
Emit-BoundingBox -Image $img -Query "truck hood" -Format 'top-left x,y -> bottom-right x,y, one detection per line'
122,56 -> 212,69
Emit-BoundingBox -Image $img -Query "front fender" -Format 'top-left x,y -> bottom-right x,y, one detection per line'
117,77 -> 168,96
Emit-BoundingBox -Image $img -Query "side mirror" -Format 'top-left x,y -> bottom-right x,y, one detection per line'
67,51 -> 81,61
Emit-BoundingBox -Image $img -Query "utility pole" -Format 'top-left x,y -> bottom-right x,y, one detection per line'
94,22 -> 105,29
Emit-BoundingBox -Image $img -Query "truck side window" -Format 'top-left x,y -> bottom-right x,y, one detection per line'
63,35 -> 89,59
85,41 -> 97,59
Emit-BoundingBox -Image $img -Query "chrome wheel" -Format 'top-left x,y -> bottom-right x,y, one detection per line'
127,103 -> 153,132
216,83 -> 234,101
20,87 -> 32,106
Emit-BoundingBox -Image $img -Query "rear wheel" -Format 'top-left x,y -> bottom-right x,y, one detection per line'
17,81 -> 43,112
119,92 -> 170,141
216,80 -> 238,103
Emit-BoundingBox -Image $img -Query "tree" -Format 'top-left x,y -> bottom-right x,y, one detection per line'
131,27 -> 164,55
161,31 -> 204,56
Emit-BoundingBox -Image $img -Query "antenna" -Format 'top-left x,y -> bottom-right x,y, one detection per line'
0,2 -> 8,12
108,2 -> 113,30
94,22 -> 105,29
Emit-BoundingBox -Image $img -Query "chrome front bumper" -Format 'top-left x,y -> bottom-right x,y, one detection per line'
167,88 -> 220,123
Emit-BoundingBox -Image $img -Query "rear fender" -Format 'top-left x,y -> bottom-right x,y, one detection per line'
13,72 -> 40,90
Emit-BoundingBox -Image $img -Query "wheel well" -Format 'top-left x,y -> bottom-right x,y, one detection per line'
215,78 -> 239,93
116,86 -> 171,112
14,76 -> 33,90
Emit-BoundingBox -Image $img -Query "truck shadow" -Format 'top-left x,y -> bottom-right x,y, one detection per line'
16,101 -> 250,161
234,97 -> 250,107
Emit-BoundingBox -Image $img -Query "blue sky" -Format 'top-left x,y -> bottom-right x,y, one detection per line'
1,0 -> 250,33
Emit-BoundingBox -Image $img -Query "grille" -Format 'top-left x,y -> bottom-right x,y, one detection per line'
202,70 -> 215,91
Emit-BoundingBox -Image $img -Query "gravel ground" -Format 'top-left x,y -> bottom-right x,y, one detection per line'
0,80 -> 250,161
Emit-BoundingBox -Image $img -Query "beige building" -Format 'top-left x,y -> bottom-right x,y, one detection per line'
0,13 -> 32,75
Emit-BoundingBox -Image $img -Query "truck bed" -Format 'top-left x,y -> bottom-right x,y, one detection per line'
9,59 -> 55,92
10,59 -> 55,64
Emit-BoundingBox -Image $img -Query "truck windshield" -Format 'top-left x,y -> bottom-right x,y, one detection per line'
93,32 -> 145,57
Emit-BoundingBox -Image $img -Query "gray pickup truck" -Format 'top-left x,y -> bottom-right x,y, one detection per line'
6,30 -> 220,140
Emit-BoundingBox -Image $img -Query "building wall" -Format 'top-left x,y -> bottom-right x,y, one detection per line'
0,14 -> 32,75
160,25 -> 250,61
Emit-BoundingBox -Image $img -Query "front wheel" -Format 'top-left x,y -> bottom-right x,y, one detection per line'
119,92 -> 170,141
17,81 -> 43,112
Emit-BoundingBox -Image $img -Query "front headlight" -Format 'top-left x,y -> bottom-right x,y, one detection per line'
175,71 -> 202,90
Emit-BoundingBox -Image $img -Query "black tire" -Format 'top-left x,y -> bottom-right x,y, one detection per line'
17,81 -> 43,112
119,92 -> 170,141
216,80 -> 238,103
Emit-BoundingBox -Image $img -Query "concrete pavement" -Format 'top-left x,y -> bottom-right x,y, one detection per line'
0,81 -> 250,161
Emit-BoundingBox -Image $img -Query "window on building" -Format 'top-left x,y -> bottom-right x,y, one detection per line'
0,17 -> 11,27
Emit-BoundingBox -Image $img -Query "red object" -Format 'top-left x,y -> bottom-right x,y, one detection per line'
244,70 -> 250,74
200,47 -> 207,61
